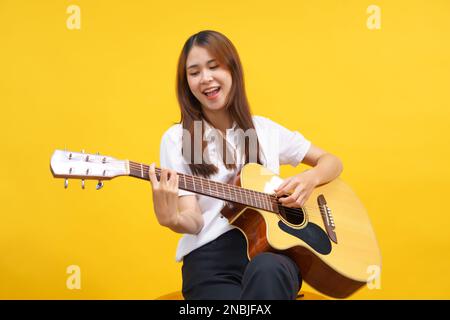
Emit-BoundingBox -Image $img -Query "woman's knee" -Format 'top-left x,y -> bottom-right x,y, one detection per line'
247,252 -> 284,273
247,252 -> 301,284
241,252 -> 301,299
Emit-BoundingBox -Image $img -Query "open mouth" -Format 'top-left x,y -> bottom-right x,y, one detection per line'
203,87 -> 221,98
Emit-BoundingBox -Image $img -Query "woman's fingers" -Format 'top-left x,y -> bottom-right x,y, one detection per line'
169,170 -> 179,188
148,163 -> 158,186
275,178 -> 291,196
284,189 -> 312,208
279,186 -> 302,205
276,179 -> 297,197
284,193 -> 305,208
159,168 -> 179,192
160,168 -> 168,184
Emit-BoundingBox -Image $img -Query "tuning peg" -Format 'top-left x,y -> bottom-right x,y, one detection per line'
96,181 -> 104,190
81,179 -> 85,189
64,179 -> 68,188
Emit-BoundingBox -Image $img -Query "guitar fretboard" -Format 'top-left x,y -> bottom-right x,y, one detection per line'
128,161 -> 278,213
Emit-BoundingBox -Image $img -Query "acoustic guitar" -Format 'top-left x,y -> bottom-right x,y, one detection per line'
50,149 -> 381,298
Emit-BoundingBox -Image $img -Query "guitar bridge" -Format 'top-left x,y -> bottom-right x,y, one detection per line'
317,195 -> 338,244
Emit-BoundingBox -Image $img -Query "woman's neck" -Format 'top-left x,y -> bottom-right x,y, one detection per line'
202,108 -> 233,134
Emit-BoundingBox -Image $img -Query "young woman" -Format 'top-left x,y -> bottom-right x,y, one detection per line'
149,30 -> 343,300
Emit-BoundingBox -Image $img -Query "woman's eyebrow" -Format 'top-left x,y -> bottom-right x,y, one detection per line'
187,59 -> 216,69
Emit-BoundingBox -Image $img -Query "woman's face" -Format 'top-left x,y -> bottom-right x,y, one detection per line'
186,46 -> 232,112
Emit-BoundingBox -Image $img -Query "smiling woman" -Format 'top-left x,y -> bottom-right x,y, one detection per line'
186,47 -> 232,113
175,30 -> 263,179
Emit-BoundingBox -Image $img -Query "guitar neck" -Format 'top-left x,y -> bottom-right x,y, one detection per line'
128,160 -> 275,212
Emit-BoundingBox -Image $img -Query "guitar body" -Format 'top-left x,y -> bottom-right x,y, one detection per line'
221,163 -> 381,298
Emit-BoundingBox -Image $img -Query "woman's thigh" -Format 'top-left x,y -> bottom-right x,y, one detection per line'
181,229 -> 249,300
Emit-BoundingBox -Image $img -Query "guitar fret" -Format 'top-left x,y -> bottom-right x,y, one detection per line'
224,184 -> 230,201
203,178 -> 206,194
219,183 -> 223,199
222,184 -> 230,201
267,195 -> 273,211
243,192 -> 249,207
262,194 -> 269,211
144,164 -> 149,179
260,194 -> 266,210
192,176 -> 197,192
205,180 -> 211,196
243,190 -> 249,207
182,174 -> 186,189
242,189 -> 247,206
238,187 -> 242,205
256,192 -> 264,208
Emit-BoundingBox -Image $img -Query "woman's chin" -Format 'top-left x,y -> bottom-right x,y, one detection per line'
202,101 -> 226,112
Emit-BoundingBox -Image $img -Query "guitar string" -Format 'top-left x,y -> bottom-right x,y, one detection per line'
128,163 -> 325,217
129,164 -> 325,218
131,163 -> 319,204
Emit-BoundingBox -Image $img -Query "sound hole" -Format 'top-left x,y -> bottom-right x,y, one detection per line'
278,205 -> 305,226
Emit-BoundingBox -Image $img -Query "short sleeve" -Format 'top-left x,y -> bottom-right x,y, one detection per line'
259,116 -> 311,167
159,127 -> 196,197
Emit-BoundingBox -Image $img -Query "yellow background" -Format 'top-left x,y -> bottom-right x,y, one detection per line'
1,0 -> 449,299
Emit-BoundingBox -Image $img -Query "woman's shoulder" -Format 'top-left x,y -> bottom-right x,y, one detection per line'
252,115 -> 277,128
161,122 -> 183,145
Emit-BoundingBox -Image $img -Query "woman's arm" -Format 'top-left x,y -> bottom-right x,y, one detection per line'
302,144 -> 344,186
170,195 -> 204,234
149,164 -> 204,234
275,144 -> 343,208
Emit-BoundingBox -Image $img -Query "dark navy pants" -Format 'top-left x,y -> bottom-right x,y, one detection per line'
181,228 -> 302,300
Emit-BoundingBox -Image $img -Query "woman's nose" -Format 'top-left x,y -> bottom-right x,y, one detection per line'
200,70 -> 213,83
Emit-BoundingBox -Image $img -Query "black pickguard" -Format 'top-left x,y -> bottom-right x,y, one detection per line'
278,221 -> 332,255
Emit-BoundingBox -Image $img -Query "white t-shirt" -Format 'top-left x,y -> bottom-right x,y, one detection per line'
159,115 -> 311,262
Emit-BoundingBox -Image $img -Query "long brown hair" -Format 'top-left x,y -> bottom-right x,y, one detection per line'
176,30 -> 262,178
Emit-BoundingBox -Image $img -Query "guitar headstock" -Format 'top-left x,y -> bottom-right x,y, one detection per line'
50,149 -> 129,189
